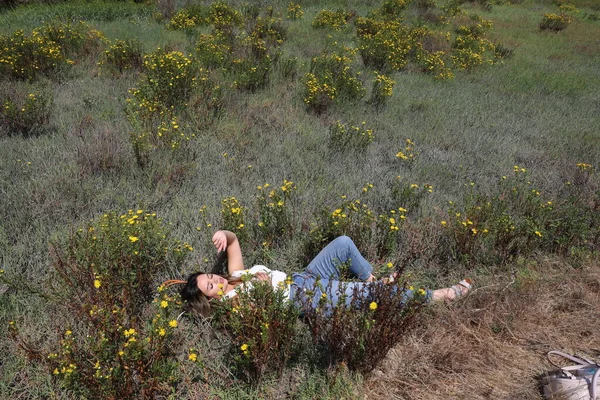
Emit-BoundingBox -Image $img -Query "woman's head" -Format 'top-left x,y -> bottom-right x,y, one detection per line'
180,273 -> 230,317
180,272 -> 211,317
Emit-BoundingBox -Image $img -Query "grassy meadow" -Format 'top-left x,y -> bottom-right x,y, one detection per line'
0,0 -> 599,398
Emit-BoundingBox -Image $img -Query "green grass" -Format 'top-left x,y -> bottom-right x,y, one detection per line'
0,0 -> 599,397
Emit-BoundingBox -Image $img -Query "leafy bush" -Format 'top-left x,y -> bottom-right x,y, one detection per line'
34,21 -> 106,57
369,72 -> 395,107
312,9 -> 354,31
9,210 -> 191,399
451,16 -> 496,70
302,49 -> 365,113
305,194 -> 406,263
287,2 -> 303,20
539,13 -> 572,31
440,165 -> 599,265
356,20 -> 414,71
168,5 -> 208,31
1,87 -> 52,136
207,0 -> 244,31
378,0 -> 409,18
0,30 -> 69,80
255,180 -> 297,249
298,279 -> 426,373
195,12 -> 285,91
212,277 -> 300,383
329,120 -> 374,151
98,38 -> 143,74
221,196 -> 248,243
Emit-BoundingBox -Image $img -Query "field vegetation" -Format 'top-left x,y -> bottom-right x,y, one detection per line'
0,0 -> 599,398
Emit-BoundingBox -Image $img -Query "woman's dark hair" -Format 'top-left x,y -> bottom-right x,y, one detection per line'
180,272 -> 212,317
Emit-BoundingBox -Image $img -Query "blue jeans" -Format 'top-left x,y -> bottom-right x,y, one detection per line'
290,236 -> 431,314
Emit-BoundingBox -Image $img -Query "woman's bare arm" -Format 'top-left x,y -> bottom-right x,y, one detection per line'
212,230 -> 244,274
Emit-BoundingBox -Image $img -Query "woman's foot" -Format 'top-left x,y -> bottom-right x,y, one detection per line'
431,278 -> 473,302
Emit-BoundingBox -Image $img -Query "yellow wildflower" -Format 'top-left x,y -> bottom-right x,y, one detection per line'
129,236 -> 139,243
369,302 -> 377,310
168,320 -> 178,328
94,279 -> 101,289
188,353 -> 197,362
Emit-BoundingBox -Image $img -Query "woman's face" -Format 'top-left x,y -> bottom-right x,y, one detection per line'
196,273 -> 227,298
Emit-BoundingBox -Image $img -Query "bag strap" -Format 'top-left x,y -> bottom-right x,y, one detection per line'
548,351 -> 596,368
591,367 -> 600,400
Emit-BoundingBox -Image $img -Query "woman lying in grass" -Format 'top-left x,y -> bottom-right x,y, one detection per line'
178,230 -> 472,316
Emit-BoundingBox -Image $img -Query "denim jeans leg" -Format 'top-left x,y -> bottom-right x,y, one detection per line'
304,236 -> 373,280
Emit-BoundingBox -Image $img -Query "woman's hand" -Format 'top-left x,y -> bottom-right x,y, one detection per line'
254,272 -> 270,282
212,231 -> 228,252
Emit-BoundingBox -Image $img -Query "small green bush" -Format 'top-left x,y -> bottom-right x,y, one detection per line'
0,30 -> 68,80
287,2 -> 303,20
329,120 -> 374,151
302,49 -> 365,113
9,210 -> 191,399
440,165 -> 599,265
98,38 -> 143,74
221,196 -> 248,243
207,0 -> 244,31
369,72 -> 395,107
539,13 -> 572,31
298,279 -> 426,373
212,277 -> 300,383
255,180 -> 297,249
1,87 -> 52,136
312,9 -> 354,31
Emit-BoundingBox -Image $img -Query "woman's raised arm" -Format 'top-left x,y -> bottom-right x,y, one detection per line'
212,230 -> 244,274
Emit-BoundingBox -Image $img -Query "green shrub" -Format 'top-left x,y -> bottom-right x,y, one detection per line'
298,279 -> 426,373
33,21 -> 106,58
221,196 -> 248,243
329,120 -> 374,151
255,180 -> 297,249
440,165 -> 599,265
305,193 -> 406,263
196,31 -> 232,69
0,30 -> 68,80
356,20 -> 414,71
168,5 -> 208,31
1,87 -> 52,136
539,13 -> 572,31
312,9 -> 354,31
302,49 -> 365,113
451,16 -> 496,70
9,210 -> 191,399
212,278 -> 300,383
369,72 -> 395,107
378,0 -> 409,18
287,2 -> 303,20
98,38 -> 143,74
207,0 -> 244,31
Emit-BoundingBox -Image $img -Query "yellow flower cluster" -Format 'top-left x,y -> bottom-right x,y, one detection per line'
539,13 -> 572,31
329,120 -> 374,150
312,9 -> 353,31
576,162 -> 593,171
287,2 -> 303,20
221,197 -> 246,233
98,39 -> 142,73
169,9 -> 203,30
207,1 -> 243,30
396,139 -> 416,161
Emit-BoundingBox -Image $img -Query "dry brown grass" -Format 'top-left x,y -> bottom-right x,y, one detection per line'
365,256 -> 600,399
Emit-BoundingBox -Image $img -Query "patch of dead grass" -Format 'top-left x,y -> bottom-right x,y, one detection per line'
365,256 -> 600,399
